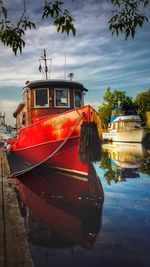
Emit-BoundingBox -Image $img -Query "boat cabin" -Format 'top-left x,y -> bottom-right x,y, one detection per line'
13,80 -> 88,130
109,105 -> 141,131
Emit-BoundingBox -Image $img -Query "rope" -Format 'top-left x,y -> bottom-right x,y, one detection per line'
8,116 -> 82,178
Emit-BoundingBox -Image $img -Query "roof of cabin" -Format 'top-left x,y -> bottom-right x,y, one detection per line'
13,102 -> 25,118
23,79 -> 88,92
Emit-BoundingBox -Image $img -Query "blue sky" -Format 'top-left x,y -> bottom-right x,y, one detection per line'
0,0 -> 150,125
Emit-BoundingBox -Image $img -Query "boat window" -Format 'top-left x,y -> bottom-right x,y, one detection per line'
55,88 -> 70,107
74,90 -> 83,107
34,88 -> 49,107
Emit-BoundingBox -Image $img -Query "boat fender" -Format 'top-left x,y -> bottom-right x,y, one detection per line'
79,121 -> 102,164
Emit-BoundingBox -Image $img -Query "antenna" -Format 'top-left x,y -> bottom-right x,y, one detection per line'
39,50 -> 52,80
64,49 -> 67,79
68,73 -> 74,80
0,99 -> 2,115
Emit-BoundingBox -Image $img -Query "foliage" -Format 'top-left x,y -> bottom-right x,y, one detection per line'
98,87 -> 133,128
139,157 -> 150,175
99,151 -> 112,171
134,89 -> 150,121
0,0 -> 36,54
98,151 -> 126,185
0,19 -> 36,55
104,170 -> 126,185
0,0 -> 75,55
109,0 -> 149,40
0,0 -> 149,54
42,1 -> 76,36
98,103 -> 112,129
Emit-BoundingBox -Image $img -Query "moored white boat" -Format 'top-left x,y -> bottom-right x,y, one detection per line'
103,105 -> 148,143
0,112 -> 11,144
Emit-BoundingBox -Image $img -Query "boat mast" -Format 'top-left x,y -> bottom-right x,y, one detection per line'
43,49 -> 48,80
39,50 -> 52,80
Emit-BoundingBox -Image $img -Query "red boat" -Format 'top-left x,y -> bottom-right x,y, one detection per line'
7,51 -> 102,177
13,165 -> 104,249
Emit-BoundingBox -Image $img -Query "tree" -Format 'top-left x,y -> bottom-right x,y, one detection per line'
0,0 -> 75,55
109,0 -> 149,40
134,89 -> 150,121
98,87 -> 133,128
98,103 -> 112,130
139,157 -> 150,175
0,0 -> 149,55
98,151 -> 126,185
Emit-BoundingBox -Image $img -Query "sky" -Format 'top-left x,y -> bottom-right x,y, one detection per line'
0,0 -> 150,126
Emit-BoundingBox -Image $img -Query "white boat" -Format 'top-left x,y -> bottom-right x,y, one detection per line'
102,105 -> 148,143
0,112 -> 11,144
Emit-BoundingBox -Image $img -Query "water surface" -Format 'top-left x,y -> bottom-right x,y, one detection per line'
14,143 -> 150,267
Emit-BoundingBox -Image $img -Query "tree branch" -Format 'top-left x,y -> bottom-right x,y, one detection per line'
18,0 -> 26,26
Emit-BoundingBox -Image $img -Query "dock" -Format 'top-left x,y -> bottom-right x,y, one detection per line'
0,147 -> 33,267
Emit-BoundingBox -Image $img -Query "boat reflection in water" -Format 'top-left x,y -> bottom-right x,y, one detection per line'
13,164 -> 104,254
101,143 -> 149,184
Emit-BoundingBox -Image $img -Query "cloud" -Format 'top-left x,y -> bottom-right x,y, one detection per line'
84,100 -> 102,110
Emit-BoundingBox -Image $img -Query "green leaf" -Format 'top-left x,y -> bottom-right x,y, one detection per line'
1,6 -> 7,19
109,0 -> 149,39
131,27 -> 135,38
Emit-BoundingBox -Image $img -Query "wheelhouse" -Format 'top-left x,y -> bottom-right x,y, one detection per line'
13,80 -> 88,130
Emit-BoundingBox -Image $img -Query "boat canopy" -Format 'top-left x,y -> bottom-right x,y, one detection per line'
110,105 -> 139,123
23,79 -> 88,92
112,105 -> 139,112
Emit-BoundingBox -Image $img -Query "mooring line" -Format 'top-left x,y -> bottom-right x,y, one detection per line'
1,156 -> 8,267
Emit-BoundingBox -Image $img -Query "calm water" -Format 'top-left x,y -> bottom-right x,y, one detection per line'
14,143 -> 150,267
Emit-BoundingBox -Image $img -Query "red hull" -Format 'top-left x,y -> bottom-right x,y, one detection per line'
7,137 -> 89,176
13,167 -> 103,248
7,105 -> 102,176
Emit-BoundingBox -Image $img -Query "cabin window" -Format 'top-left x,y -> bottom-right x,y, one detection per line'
34,88 -> 49,107
54,88 -> 70,107
74,90 -> 83,107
